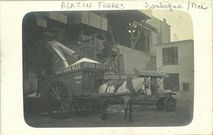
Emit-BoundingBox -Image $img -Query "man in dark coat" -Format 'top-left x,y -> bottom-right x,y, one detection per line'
123,76 -> 136,122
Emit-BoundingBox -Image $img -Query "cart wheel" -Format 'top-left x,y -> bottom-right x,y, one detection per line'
165,97 -> 177,111
156,97 -> 165,111
46,81 -> 71,119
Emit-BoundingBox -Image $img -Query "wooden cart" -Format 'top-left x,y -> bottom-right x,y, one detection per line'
132,70 -> 177,111
41,62 -> 107,118
40,41 -> 177,119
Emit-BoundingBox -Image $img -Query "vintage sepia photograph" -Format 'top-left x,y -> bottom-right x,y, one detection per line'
23,10 -> 194,127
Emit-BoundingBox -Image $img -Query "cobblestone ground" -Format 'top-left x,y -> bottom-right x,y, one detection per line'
25,93 -> 193,127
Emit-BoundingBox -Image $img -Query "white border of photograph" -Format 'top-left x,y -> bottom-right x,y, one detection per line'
0,0 -> 212,135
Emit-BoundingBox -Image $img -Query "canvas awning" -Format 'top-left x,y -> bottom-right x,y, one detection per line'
137,71 -> 169,78
47,40 -> 77,67
134,68 -> 169,78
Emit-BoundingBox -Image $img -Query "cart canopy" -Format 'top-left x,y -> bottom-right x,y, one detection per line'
71,58 -> 99,66
134,68 -> 169,78
136,71 -> 169,78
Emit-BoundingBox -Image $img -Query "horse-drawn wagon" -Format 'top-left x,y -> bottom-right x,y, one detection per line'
40,40 -> 177,119
41,58 -> 106,118
132,69 -> 177,111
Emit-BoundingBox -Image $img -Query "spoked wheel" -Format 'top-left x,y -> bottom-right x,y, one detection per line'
46,81 -> 72,119
165,97 -> 177,111
156,97 -> 166,111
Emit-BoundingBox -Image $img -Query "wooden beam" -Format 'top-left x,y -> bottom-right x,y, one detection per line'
101,74 -> 137,80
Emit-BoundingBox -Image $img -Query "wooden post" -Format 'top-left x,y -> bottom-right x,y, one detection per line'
144,29 -> 150,52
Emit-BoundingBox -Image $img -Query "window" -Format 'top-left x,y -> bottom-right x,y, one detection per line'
183,82 -> 190,91
162,47 -> 178,65
164,73 -> 179,92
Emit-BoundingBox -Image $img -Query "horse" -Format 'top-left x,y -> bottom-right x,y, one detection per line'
98,76 -> 148,121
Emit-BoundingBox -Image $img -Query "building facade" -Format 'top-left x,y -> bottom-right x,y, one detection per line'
23,11 -> 158,95
147,17 -> 171,44
23,10 -> 194,96
156,40 -> 194,92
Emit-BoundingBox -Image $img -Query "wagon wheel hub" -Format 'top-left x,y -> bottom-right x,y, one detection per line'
46,81 -> 72,119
